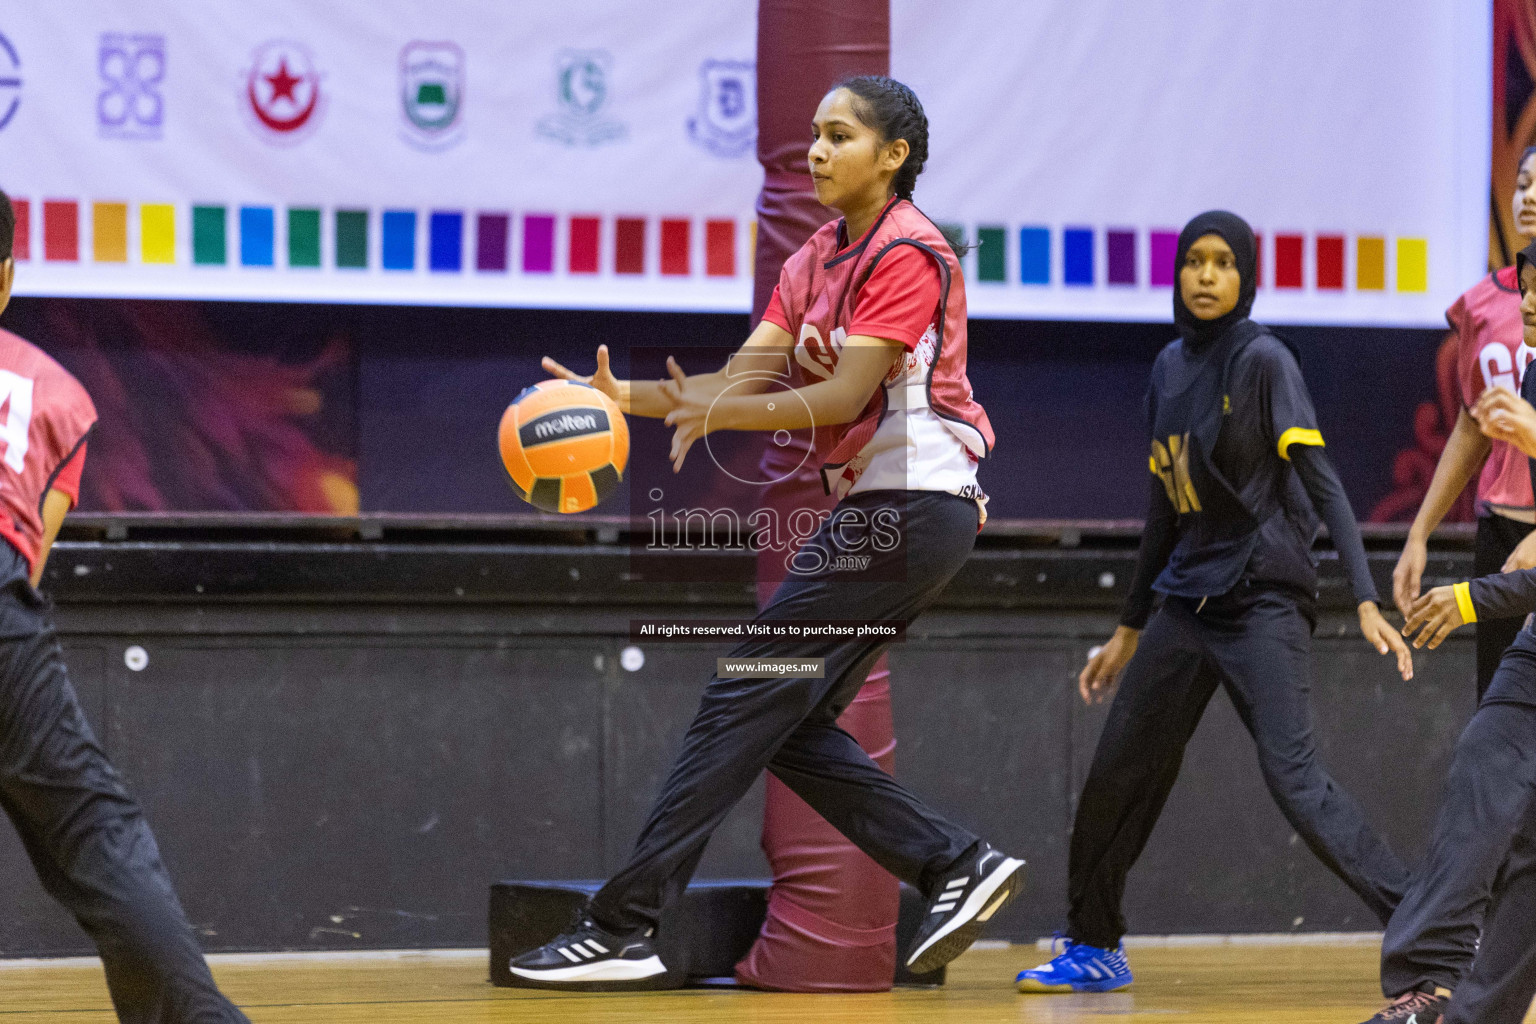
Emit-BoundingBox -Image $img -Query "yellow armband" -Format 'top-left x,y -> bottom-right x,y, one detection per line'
1453,581 -> 1478,624
1277,427 -> 1325,460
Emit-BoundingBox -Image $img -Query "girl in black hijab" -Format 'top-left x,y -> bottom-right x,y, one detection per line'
1016,211 -> 1412,995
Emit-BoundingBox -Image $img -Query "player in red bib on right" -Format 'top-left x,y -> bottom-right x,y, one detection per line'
1354,238 -> 1536,1024
1393,147 -> 1536,699
0,191 -> 249,1023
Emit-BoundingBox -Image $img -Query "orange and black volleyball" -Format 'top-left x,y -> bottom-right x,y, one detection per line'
498,380 -> 629,514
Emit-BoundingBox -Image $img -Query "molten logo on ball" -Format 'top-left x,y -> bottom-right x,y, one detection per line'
523,410 -> 605,446
499,380 -> 628,514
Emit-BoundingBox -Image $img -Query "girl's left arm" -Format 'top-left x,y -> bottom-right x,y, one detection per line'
662,334 -> 903,471
1289,446 -> 1378,607
1289,444 -> 1413,680
1260,342 -> 1410,677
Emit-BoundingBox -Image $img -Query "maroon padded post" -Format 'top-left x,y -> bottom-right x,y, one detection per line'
738,5 -> 899,968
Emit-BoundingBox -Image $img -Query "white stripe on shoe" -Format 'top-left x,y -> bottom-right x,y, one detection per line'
510,955 -> 667,983
557,947 -> 582,963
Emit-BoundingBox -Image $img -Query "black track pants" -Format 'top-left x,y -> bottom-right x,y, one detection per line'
1381,628 -> 1536,1022
0,568 -> 247,1023
588,491 -> 984,934
1066,585 -> 1410,948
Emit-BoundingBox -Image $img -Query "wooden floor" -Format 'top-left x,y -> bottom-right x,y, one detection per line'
1,942 -> 1531,1023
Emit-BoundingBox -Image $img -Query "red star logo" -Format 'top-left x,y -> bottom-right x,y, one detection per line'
246,42 -> 322,136
265,59 -> 302,104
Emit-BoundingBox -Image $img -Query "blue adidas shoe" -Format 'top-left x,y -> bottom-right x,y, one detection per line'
1015,935 -> 1132,993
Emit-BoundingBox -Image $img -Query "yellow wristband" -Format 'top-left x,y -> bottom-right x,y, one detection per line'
1453,581 -> 1478,624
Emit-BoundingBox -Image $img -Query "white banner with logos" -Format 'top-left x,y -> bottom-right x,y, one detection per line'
0,0 -> 1492,327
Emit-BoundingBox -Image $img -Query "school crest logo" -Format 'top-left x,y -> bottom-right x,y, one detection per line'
687,59 -> 754,158
0,34 -> 20,132
536,49 -> 625,146
400,41 -> 464,150
98,33 -> 165,140
243,40 -> 323,144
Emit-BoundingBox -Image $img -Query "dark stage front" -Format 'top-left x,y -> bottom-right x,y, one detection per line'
0,515 -> 1480,954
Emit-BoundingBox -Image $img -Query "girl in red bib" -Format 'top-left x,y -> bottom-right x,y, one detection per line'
513,76 -> 1023,990
1393,147 -> 1536,699
0,191 -> 249,1023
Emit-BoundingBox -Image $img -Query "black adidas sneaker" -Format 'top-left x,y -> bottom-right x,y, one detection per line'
905,843 -> 1027,975
1357,986 -> 1450,1024
507,913 -> 669,990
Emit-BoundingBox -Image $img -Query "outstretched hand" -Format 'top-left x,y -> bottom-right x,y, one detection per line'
1472,386 -> 1536,458
1391,538 -> 1427,618
1402,586 -> 1468,651
1504,529 -> 1536,573
1358,601 -> 1412,680
1078,626 -> 1138,704
542,345 -> 622,406
660,357 -> 712,472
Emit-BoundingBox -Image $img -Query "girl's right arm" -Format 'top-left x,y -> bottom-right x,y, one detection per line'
1392,406 -> 1490,614
1120,481 -> 1179,631
668,319 -> 798,404
541,320 -> 795,419
1078,371 -> 1177,704
1404,568 -> 1536,649
541,344 -> 672,418
1077,479 -> 1178,704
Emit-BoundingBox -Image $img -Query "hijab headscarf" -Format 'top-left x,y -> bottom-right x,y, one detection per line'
1517,238 -> 1536,296
1173,210 -> 1258,349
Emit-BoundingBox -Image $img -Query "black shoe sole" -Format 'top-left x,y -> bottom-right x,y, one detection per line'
906,859 -> 1027,976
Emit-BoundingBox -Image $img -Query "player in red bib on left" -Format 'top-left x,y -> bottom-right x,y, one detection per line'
0,191 -> 250,1023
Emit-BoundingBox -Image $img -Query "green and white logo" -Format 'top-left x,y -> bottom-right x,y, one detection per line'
537,49 -> 625,146
400,41 -> 463,149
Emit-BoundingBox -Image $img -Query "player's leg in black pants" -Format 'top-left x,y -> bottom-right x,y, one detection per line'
1066,596 -> 1222,948
0,580 -> 247,1023
1204,585 -> 1409,925
587,491 -> 984,934
1443,812 -> 1536,1024
1474,513 -> 1528,702
1379,631 -> 1536,999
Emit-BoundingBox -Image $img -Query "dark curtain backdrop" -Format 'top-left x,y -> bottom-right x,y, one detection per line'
0,296 -> 1440,521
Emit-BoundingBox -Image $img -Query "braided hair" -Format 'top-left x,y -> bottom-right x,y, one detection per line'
833,75 -> 928,201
